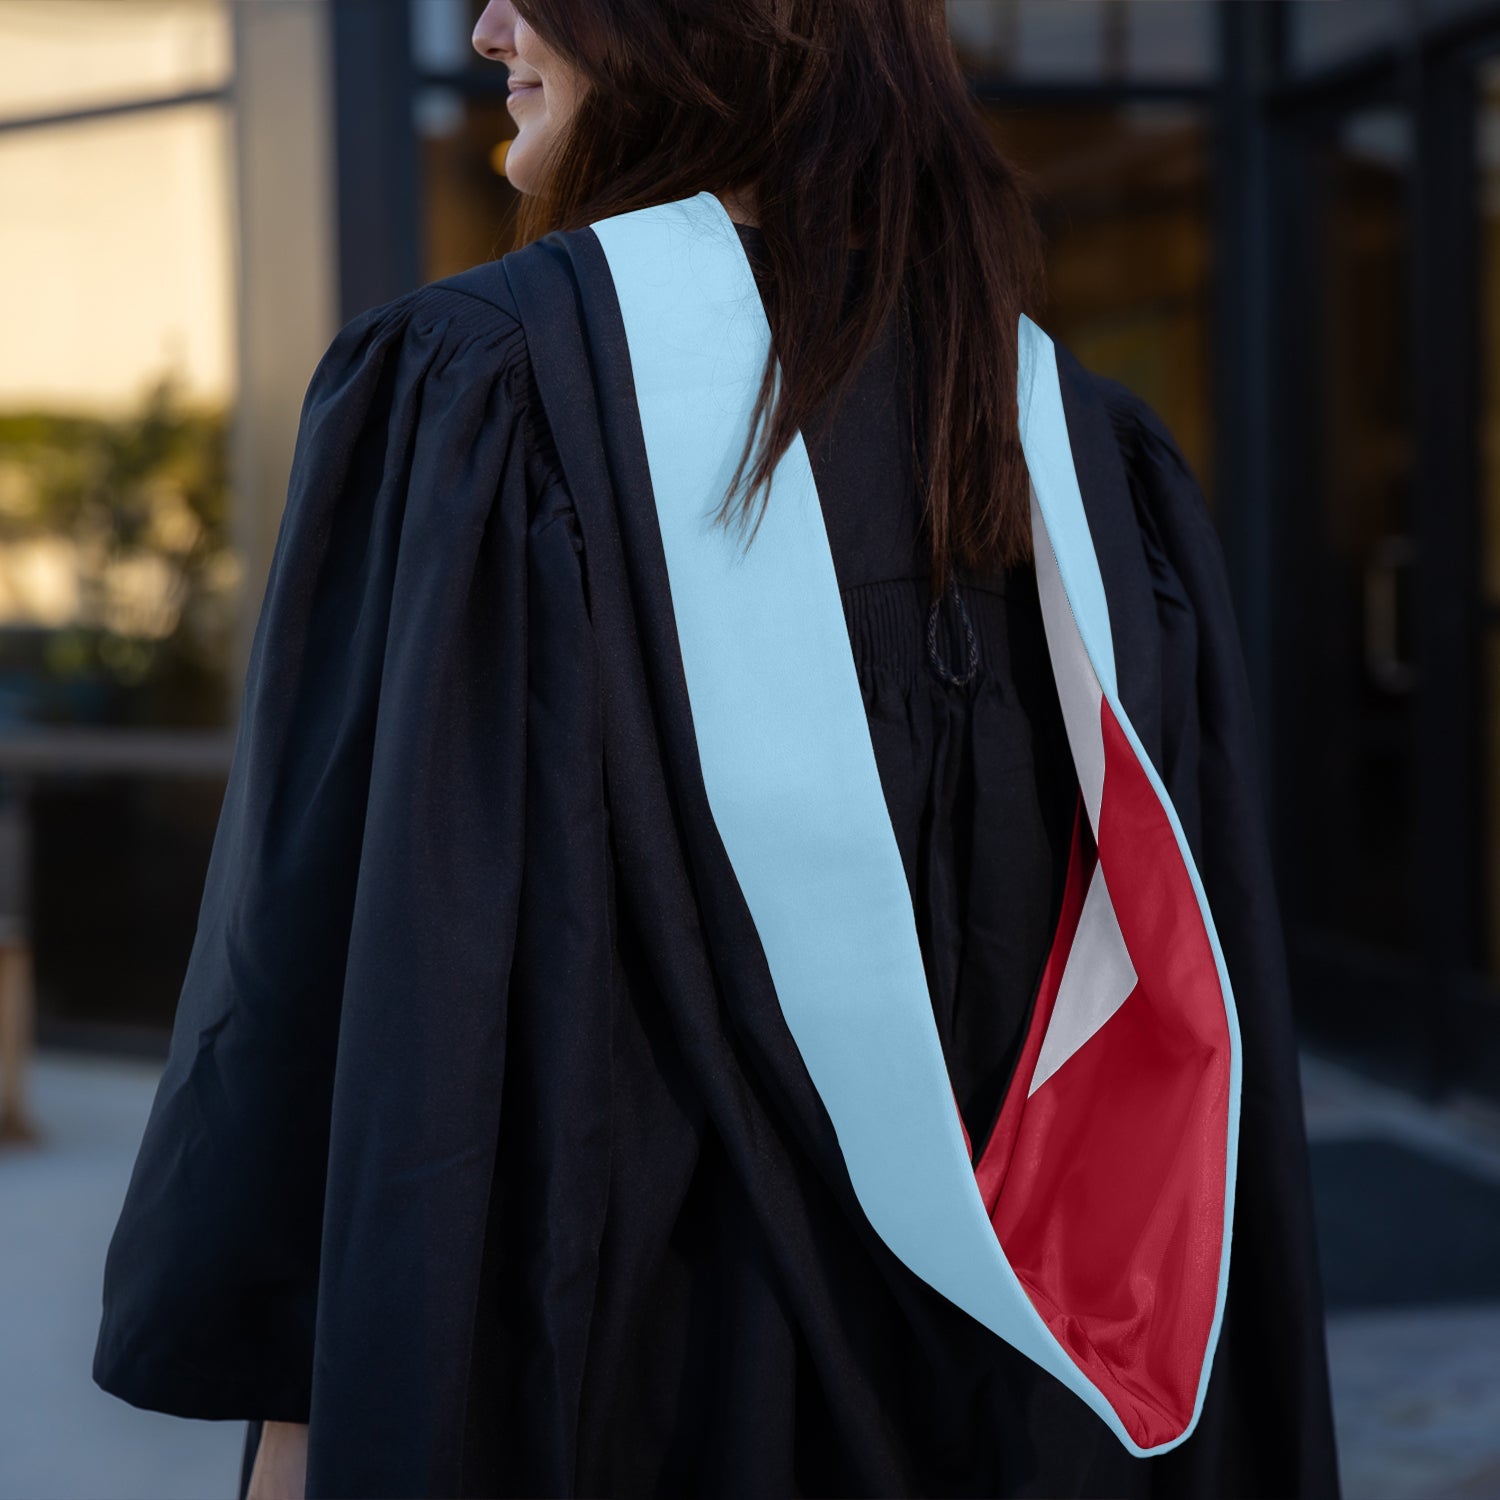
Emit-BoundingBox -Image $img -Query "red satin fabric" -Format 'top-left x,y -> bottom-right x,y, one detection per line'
962,696 -> 1232,1450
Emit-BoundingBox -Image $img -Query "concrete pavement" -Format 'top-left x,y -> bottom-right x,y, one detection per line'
4,1047 -> 1500,1499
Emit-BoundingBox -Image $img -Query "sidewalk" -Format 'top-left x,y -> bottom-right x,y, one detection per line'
3,1048 -> 1500,1498
0,1053 -> 243,1500
1302,1051 -> 1500,1499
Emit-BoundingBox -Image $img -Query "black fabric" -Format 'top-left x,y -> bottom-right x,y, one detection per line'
95,221 -> 1340,1500
240,1419 -> 263,1499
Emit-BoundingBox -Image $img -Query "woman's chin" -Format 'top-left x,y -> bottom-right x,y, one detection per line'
502,139 -> 538,195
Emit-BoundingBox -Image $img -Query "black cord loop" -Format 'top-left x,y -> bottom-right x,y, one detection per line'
925,574 -> 979,686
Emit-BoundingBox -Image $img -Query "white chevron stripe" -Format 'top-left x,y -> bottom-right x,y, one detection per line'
1030,484 -> 1105,829
1029,861 -> 1139,1095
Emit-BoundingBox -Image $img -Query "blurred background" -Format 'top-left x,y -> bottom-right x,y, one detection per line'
1,0 -> 1499,1495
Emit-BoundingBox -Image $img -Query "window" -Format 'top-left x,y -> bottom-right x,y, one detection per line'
0,0 -> 237,731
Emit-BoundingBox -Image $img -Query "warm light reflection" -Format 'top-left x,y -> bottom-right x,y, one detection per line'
423,95 -> 520,279
0,0 -> 238,728
0,0 -> 230,124
985,103 -> 1213,498
0,535 -> 80,626
0,103 -> 235,413
0,381 -> 237,719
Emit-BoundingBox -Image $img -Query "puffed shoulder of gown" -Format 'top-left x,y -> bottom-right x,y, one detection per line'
92,240 -> 1341,1500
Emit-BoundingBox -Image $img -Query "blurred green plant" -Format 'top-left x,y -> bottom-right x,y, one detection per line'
0,371 -> 238,729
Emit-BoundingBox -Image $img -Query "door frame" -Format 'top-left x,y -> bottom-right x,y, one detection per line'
1260,5 -> 1500,1101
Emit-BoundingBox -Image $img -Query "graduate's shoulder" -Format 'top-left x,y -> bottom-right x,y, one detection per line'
1040,330 -> 1194,482
414,225 -> 599,343
316,268 -> 529,379
1066,356 -> 1208,511
307,241 -> 589,433
1042,331 -> 1230,632
1087,371 -> 1199,483
291,252 -> 575,539
308,231 -> 596,409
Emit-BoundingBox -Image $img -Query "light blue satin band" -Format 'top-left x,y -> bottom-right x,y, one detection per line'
589,189 -> 1238,1455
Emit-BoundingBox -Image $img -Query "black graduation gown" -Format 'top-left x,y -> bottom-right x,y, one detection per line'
92,220 -> 1340,1500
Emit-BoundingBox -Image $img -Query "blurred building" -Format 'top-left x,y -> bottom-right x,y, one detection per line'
0,0 -> 1496,1103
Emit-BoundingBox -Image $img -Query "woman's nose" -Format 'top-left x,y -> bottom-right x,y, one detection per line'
471,0 -> 516,62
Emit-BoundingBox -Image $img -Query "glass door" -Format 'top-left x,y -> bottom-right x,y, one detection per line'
1464,52 -> 1500,1092
1274,98 -> 1433,1085
1278,49 -> 1500,1104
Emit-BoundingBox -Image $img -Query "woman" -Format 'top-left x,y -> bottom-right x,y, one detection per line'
94,3 -> 1341,1497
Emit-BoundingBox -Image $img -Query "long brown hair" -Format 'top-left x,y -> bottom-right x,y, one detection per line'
510,0 -> 1045,595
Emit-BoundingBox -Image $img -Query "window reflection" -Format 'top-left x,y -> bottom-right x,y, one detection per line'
1476,58 -> 1500,979
0,0 -> 230,123
410,0 -> 480,76
1286,0 -> 1403,72
1300,105 -> 1416,951
945,0 -> 1214,83
0,102 -> 236,728
419,90 -> 520,280
0,0 -> 241,1043
0,106 -> 233,412
987,103 -> 1214,502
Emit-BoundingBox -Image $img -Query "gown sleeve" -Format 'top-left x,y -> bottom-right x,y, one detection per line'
91,282 -> 584,1429
1095,376 -> 1342,1497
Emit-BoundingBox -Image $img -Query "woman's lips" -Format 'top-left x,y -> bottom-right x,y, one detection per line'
507,81 -> 541,106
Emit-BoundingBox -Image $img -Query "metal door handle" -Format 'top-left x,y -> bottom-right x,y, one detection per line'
1363,534 -> 1416,694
